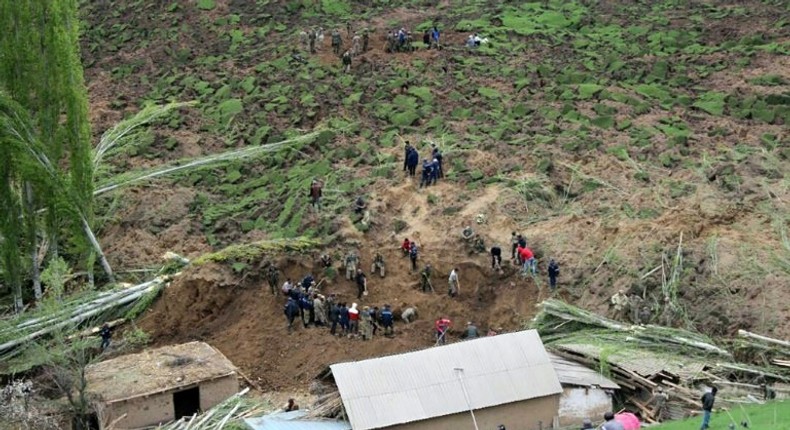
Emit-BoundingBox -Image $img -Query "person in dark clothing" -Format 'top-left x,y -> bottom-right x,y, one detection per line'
369,307 -> 380,336
423,30 -> 430,45
510,232 -> 520,260
329,302 -> 340,335
339,303 -> 350,334
354,196 -> 367,214
700,387 -> 717,430
548,258 -> 560,291
490,246 -> 502,270
429,158 -> 440,185
355,269 -> 367,298
420,263 -> 433,292
406,147 -> 419,177
99,324 -> 112,350
461,322 -> 479,339
309,179 -> 323,211
403,142 -> 413,172
409,243 -> 419,271
380,304 -> 394,335
517,234 -> 527,248
302,274 -> 314,291
298,293 -> 312,327
431,145 -> 444,178
285,398 -> 299,412
284,298 -> 300,332
419,160 -> 433,188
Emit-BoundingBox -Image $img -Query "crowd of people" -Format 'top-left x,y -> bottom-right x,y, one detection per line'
293,21 -> 481,73
281,271 -> 397,339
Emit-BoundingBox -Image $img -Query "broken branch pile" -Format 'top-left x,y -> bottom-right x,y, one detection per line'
0,276 -> 172,362
150,388 -> 267,430
532,299 -> 790,423
305,391 -> 344,419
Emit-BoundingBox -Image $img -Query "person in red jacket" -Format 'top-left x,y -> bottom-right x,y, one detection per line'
518,246 -> 536,275
401,238 -> 411,256
435,317 -> 451,345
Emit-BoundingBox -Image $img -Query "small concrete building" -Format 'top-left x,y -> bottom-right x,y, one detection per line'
330,329 -> 563,430
85,341 -> 238,429
548,353 -> 619,426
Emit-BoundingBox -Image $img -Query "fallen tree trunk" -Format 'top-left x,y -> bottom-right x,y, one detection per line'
738,330 -> 790,350
0,279 -> 164,356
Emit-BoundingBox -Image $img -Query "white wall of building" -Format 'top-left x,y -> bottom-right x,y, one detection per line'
558,387 -> 613,426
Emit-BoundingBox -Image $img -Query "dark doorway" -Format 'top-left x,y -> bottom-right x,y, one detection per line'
173,386 -> 201,419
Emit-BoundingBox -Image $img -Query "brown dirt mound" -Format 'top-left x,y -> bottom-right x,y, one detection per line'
139,248 -> 543,391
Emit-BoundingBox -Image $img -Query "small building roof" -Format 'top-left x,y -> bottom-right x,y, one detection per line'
86,341 -> 237,403
330,329 -> 562,430
548,352 -> 619,389
244,411 -> 351,430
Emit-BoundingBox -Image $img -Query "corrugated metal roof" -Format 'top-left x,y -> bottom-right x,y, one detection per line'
548,352 -> 619,389
330,329 -> 562,430
244,411 -> 351,430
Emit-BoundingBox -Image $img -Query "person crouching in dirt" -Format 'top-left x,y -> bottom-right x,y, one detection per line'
371,252 -> 386,277
341,50 -> 352,73
284,297 -> 300,332
284,398 -> 299,412
355,269 -> 368,298
472,234 -> 485,254
266,265 -> 280,295
490,246 -> 502,271
320,253 -> 333,268
461,321 -> 479,340
381,304 -> 394,336
419,160 -> 433,188
401,238 -> 411,256
401,306 -> 418,323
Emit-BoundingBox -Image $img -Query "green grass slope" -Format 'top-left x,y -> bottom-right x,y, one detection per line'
653,401 -> 790,430
79,0 -> 790,339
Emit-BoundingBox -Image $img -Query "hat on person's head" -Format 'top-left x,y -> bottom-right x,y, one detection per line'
582,418 -> 593,429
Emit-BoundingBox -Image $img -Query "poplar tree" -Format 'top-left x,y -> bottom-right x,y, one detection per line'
0,0 -> 111,310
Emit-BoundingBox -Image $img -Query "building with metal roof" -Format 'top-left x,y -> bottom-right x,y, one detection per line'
244,410 -> 351,430
329,329 -> 562,430
548,352 -> 619,426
